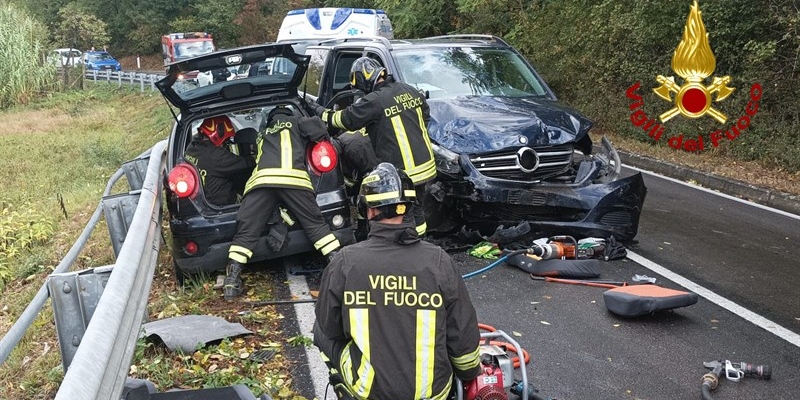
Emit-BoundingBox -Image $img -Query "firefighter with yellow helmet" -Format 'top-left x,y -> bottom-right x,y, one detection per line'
313,162 -> 481,400
315,57 -> 435,237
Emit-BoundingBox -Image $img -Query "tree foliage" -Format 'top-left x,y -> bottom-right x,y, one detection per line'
53,3 -> 110,50
5,0 -> 800,171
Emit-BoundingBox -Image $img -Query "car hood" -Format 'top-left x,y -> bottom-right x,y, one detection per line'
427,96 -> 593,154
89,60 -> 119,66
156,43 -> 309,114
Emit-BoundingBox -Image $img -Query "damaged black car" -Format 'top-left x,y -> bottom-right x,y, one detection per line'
301,35 -> 647,242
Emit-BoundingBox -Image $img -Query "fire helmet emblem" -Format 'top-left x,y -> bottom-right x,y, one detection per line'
653,1 -> 735,123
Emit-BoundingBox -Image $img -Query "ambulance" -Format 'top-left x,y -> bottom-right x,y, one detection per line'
276,8 -> 393,42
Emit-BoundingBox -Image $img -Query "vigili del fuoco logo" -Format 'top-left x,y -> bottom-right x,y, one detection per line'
625,1 -> 762,152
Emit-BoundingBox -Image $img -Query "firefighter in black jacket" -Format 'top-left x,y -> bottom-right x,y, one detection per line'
315,57 -> 436,237
223,106 -> 342,300
314,163 -> 481,400
184,116 -> 255,206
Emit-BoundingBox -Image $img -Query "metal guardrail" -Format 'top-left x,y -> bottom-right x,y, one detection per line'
84,70 -> 166,92
55,140 -> 166,399
0,140 -> 167,399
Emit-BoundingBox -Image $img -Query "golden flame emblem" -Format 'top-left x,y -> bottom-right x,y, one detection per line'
653,1 -> 735,123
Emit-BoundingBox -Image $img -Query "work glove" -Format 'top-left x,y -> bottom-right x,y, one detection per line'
468,241 -> 501,259
312,102 -> 326,117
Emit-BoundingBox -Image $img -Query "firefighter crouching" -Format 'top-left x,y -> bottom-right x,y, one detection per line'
224,106 -> 342,300
315,57 -> 436,237
184,115 -> 255,206
314,163 -> 481,400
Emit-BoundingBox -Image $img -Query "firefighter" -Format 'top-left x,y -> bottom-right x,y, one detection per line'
314,57 -> 436,237
184,115 -> 255,206
314,163 -> 481,400
223,106 -> 341,300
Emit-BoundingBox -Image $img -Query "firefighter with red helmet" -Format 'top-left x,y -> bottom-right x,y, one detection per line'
315,57 -> 435,237
184,115 -> 255,206
314,163 -> 481,400
224,105 -> 342,300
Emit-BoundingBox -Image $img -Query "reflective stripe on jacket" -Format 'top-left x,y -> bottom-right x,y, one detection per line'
322,77 -> 436,185
316,222 -> 481,399
244,115 -> 327,194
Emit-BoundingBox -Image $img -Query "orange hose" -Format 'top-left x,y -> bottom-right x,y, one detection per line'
477,323 -> 530,368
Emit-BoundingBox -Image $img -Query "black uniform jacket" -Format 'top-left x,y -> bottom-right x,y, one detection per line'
322,76 -> 437,185
244,115 -> 328,194
184,139 -> 255,206
316,222 -> 481,400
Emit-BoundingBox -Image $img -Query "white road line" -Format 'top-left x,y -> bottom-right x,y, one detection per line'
623,164 -> 800,220
286,269 -> 337,400
626,250 -> 800,348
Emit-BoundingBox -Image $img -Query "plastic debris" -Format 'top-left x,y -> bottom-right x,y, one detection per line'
632,274 -> 657,284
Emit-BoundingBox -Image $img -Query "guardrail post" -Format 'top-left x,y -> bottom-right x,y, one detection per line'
47,266 -> 113,371
92,70 -> 97,83
105,69 -> 111,83
139,73 -> 145,92
102,156 -> 149,257
117,71 -> 122,87
130,72 -> 134,87
102,193 -> 140,258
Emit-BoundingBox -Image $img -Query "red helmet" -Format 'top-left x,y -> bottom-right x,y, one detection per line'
198,116 -> 235,146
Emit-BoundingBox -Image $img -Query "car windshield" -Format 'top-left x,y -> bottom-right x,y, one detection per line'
88,53 -> 115,61
174,41 -> 215,59
394,47 -> 549,99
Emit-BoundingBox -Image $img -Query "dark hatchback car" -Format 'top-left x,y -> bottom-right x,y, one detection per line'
156,44 -> 353,283
302,35 -> 646,242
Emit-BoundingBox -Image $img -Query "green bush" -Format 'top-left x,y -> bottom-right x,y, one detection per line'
0,205 -> 55,289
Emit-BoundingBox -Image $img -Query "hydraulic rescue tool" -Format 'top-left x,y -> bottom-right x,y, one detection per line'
528,236 -> 606,260
701,360 -> 771,400
455,329 -> 554,400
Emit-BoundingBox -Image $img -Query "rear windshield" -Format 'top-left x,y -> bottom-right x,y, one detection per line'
393,47 -> 550,99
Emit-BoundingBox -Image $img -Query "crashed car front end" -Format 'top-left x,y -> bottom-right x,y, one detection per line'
425,98 -> 646,243
430,138 -> 646,242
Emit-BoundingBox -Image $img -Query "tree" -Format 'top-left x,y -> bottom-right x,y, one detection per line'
53,3 -> 110,50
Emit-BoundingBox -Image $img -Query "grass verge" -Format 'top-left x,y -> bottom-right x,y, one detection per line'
0,84 -> 311,399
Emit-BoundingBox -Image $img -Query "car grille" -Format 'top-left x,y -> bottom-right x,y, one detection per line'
468,144 -> 573,181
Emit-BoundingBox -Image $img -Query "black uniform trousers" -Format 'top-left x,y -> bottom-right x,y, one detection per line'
231,187 -> 337,263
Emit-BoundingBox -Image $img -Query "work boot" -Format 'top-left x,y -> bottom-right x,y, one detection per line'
223,260 -> 244,300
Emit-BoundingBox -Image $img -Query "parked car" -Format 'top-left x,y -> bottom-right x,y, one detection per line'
156,44 -> 354,283
83,50 -> 122,71
300,35 -> 647,242
48,48 -> 83,67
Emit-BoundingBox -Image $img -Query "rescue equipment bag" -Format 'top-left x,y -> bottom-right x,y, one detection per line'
603,285 -> 698,317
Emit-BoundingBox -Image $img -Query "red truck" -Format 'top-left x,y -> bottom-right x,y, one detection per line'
161,32 -> 215,80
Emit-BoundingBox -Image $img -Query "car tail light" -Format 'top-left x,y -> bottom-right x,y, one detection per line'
308,140 -> 338,174
184,241 -> 198,255
167,163 -> 199,199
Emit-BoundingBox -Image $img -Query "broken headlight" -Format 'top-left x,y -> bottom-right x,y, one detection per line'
594,136 -> 621,183
431,143 -> 462,175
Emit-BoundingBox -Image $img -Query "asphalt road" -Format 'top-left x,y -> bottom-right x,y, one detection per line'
280,166 -> 800,400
